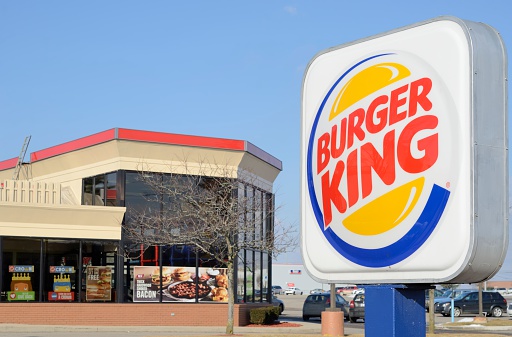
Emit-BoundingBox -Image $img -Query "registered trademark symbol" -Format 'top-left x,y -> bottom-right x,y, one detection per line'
446,182 -> 451,188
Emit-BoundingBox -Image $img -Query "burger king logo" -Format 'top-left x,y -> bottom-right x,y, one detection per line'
306,52 -> 457,268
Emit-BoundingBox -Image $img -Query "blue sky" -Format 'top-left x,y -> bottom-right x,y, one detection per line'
1,1 -> 510,282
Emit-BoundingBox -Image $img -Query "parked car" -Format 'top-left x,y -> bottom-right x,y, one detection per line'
435,291 -> 507,317
508,302 -> 512,317
302,292 -> 349,321
272,285 -> 284,295
336,285 -> 358,295
427,289 -> 472,312
424,288 -> 446,312
310,288 -> 324,294
440,289 -> 473,299
494,288 -> 507,295
353,288 -> 365,295
284,287 -> 303,295
272,295 -> 285,314
348,293 -> 365,322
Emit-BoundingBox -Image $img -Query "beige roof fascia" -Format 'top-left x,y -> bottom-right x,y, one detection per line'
0,203 -> 125,240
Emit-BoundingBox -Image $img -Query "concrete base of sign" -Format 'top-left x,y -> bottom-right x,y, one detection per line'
365,285 -> 427,337
321,311 -> 344,336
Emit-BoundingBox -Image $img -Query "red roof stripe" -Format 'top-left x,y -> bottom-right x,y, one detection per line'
0,158 -> 19,171
116,128 -> 246,151
31,129 -> 116,162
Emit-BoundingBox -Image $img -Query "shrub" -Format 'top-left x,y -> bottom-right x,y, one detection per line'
250,306 -> 280,325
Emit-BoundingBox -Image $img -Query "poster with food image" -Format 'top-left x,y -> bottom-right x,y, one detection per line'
86,266 -> 112,301
133,266 -> 228,302
132,266 -> 166,302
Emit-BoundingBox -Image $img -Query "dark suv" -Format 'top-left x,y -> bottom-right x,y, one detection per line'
435,291 -> 507,317
302,293 -> 349,321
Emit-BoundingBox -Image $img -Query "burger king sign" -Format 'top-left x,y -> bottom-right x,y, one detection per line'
301,16 -> 508,284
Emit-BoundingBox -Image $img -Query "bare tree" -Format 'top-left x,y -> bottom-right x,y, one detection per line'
123,159 -> 296,334
442,284 -> 459,290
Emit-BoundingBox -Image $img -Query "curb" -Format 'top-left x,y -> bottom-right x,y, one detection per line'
0,323 -> 359,335
437,323 -> 512,331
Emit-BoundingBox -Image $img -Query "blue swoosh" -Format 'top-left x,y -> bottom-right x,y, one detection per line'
323,184 -> 450,267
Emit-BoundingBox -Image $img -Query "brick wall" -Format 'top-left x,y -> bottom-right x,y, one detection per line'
485,281 -> 512,290
0,302 -> 271,326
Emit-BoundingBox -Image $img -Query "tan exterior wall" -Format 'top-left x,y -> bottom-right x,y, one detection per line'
0,302 -> 270,326
0,203 -> 125,240
0,180 -> 60,204
19,139 -> 279,200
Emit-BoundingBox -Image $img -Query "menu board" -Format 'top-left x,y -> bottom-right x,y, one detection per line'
85,266 -> 112,301
133,266 -> 228,302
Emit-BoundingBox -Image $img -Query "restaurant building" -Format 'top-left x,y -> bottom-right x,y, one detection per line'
0,128 -> 282,326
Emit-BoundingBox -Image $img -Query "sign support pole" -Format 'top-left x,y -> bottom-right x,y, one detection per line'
365,284 -> 427,337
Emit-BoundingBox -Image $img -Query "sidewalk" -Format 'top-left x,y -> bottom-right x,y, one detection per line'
2,320 -> 511,336
0,322 -> 363,335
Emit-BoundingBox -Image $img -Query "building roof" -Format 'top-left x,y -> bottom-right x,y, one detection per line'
0,128 -> 282,171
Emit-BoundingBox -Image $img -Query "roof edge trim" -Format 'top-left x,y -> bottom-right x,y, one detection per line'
0,158 -> 19,171
25,128 -> 281,170
31,129 -> 116,162
246,142 -> 283,171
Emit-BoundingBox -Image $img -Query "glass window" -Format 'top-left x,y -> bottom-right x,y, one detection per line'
254,189 -> 262,245
44,239 -> 79,302
129,245 -> 163,302
245,250 -> 254,302
114,171 -> 277,305
264,192 -> 273,243
254,251 -> 261,302
83,177 -> 93,205
125,172 -> 161,219
81,241 -> 117,302
82,172 -> 118,206
246,186 -> 254,242
106,172 -> 117,206
2,238 -> 41,302
94,175 -> 105,206
336,294 -> 347,304
262,252 -> 269,301
236,251 -> 245,303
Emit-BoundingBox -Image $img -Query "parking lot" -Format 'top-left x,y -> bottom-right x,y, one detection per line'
274,291 -> 512,328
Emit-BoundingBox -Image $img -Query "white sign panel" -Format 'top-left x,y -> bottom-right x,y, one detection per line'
301,16 -> 507,284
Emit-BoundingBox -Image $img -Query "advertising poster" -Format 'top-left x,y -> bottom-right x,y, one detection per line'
7,265 -> 35,301
48,265 -> 75,301
133,266 -> 228,302
86,266 -> 112,301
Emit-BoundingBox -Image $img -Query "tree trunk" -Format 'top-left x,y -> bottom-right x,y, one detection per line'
225,262 -> 235,334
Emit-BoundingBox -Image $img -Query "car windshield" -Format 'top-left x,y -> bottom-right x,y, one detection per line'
306,295 -> 326,302
336,294 -> 346,304
441,290 -> 452,297
454,293 -> 468,300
